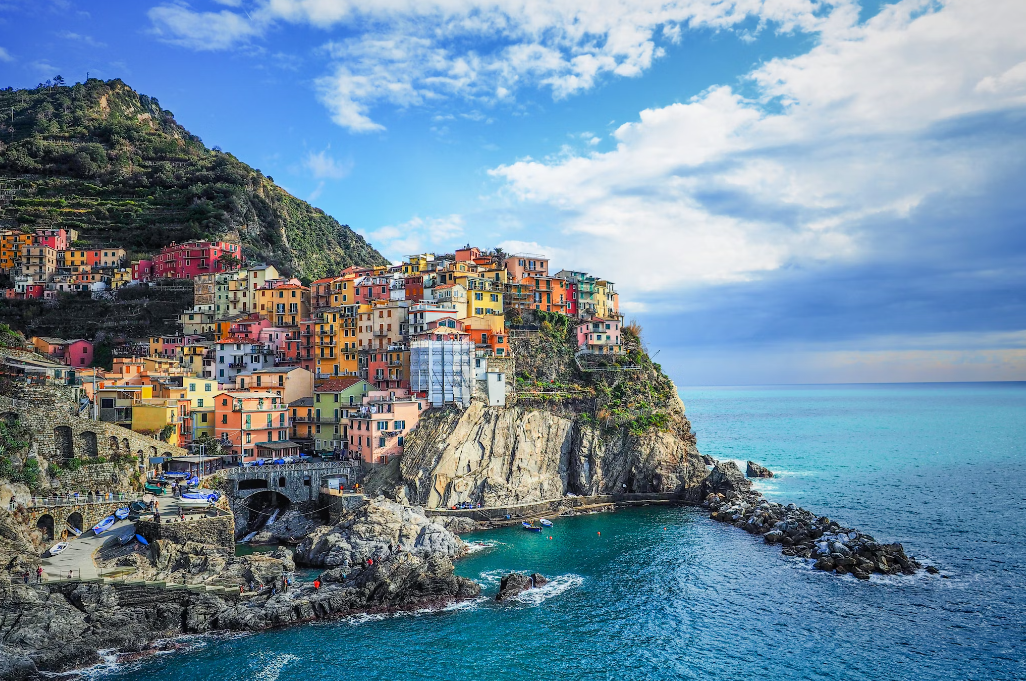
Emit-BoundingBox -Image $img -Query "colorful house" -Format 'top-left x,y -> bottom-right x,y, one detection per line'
575,318 -> 622,355
64,339 -> 93,368
213,391 -> 290,462
347,391 -> 425,465
152,240 -> 241,279
313,377 -> 373,454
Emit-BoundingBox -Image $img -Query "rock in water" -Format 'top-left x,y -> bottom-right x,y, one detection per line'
746,461 -> 774,478
496,572 -> 545,602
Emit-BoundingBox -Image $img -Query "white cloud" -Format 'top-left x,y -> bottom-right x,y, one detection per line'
302,148 -> 351,179
364,214 -> 465,259
0,47 -> 13,63
149,0 -> 850,130
147,4 -> 263,51
489,0 -> 1026,299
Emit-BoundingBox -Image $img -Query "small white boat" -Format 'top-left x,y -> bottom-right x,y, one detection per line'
539,518 -> 553,527
48,542 -> 69,556
66,524 -> 82,536
114,507 -> 130,520
176,495 -> 214,509
92,515 -> 116,535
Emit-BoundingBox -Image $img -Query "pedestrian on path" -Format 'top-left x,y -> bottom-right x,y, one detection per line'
36,566 -> 42,583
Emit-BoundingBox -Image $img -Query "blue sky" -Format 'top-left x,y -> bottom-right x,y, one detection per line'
2,0 -> 1025,384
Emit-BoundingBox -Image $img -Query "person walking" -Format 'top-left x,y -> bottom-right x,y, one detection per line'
36,566 -> 43,583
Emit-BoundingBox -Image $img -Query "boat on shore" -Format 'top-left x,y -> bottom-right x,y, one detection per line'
48,542 -> 68,556
116,528 -> 136,545
114,508 -> 130,520
92,516 -> 116,535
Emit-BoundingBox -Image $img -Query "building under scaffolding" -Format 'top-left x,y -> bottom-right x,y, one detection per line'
410,339 -> 473,407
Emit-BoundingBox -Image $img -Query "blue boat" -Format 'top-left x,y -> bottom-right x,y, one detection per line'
114,507 -> 130,520
135,534 -> 149,546
522,521 -> 542,532
92,515 -> 116,535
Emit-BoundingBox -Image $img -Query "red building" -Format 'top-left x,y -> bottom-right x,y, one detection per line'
366,347 -> 410,391
64,339 -> 94,368
152,241 -> 241,279
132,259 -> 154,282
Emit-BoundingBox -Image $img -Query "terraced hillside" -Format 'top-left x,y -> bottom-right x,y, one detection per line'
0,78 -> 387,280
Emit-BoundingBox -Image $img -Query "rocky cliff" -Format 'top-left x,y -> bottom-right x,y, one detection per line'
387,392 -> 706,509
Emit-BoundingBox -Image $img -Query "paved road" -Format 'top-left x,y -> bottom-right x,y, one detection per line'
41,519 -> 136,582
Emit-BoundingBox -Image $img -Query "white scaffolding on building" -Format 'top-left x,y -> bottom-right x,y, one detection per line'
410,339 -> 473,407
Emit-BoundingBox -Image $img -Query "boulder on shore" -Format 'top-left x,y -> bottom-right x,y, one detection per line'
495,572 -> 547,602
746,461 -> 774,478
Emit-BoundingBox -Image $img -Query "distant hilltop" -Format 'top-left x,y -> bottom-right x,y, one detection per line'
0,77 -> 387,281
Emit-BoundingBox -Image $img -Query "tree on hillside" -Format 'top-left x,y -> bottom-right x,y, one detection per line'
217,251 -> 241,271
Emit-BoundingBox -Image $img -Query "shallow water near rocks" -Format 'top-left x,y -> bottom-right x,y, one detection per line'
96,383 -> 1026,681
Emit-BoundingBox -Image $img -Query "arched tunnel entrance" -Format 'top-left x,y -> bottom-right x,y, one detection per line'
36,514 -> 54,541
241,490 -> 292,535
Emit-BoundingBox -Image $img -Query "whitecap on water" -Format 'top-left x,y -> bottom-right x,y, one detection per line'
253,653 -> 299,681
477,568 -> 510,586
464,540 -> 501,555
513,574 -> 584,606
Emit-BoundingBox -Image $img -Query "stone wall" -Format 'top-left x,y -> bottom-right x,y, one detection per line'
320,490 -> 368,525
222,461 -> 363,505
136,514 -> 235,553
0,394 -> 188,464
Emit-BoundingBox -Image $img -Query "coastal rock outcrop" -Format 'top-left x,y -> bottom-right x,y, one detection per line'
746,461 -> 774,478
294,498 -> 466,569
704,463 -> 921,578
495,572 -> 548,602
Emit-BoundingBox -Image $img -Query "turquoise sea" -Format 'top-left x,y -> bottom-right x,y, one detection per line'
98,383 -> 1026,681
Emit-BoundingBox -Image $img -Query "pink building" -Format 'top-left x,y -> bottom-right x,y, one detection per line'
504,254 -> 550,283
33,228 -> 72,251
575,318 -> 622,355
132,259 -> 153,282
347,390 -> 424,465
152,241 -> 241,279
64,339 -> 94,368
228,316 -> 272,342
258,327 -> 297,353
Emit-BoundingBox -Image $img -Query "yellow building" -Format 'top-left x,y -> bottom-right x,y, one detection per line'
0,231 -> 33,272
110,268 -> 132,289
181,343 -> 213,378
131,398 -> 186,446
17,245 -> 59,278
402,253 -> 434,275
256,283 -> 310,327
315,310 -> 360,377
454,274 -> 505,318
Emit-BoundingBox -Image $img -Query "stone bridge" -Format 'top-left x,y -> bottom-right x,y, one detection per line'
0,393 -> 188,466
221,461 -> 363,505
24,496 -> 141,541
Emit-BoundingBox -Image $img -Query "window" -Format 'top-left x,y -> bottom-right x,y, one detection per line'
222,398 -> 228,406
475,292 -> 483,300
221,414 -> 228,424
398,436 -> 404,447
379,437 -> 386,447
205,383 -> 212,392
197,399 -> 204,408
246,433 -> 252,443
491,294 -> 498,302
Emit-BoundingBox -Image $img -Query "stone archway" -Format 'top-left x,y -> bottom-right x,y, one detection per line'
54,426 -> 73,458
79,431 -> 98,458
36,514 -> 55,541
67,512 -> 83,534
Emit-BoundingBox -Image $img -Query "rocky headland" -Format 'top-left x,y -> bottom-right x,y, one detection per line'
704,461 -> 922,579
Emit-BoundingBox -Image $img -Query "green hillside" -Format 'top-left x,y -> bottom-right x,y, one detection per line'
0,78 -> 387,280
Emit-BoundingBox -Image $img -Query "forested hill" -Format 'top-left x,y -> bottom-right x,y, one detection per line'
0,78 -> 387,280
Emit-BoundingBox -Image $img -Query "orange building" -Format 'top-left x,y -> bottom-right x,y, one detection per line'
213,391 -> 291,462
256,282 -> 310,327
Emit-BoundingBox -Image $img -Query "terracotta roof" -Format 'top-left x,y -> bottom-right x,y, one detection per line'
315,376 -> 366,392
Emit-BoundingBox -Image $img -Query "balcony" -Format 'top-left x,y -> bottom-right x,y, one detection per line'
228,361 -> 246,369
372,328 -> 389,337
